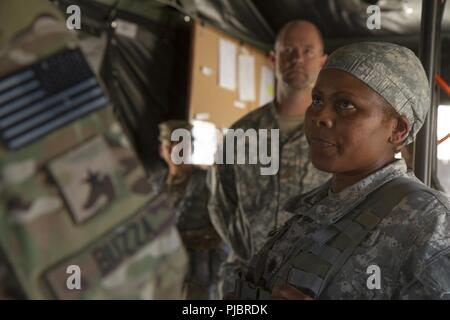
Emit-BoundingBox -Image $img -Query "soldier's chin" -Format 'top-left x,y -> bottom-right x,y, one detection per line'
283,75 -> 308,89
310,154 -> 336,173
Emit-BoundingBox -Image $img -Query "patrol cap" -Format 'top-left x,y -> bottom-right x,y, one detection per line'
322,42 -> 431,145
158,120 -> 192,143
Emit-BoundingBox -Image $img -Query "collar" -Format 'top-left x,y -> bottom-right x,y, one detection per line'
293,159 -> 408,225
268,100 -> 305,142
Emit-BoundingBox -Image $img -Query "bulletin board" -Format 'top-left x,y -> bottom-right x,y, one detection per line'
188,22 -> 274,129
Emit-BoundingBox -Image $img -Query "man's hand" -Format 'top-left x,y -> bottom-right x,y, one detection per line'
271,284 -> 314,300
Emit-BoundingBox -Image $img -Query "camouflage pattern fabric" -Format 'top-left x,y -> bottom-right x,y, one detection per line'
152,164 -> 226,299
246,159 -> 450,299
0,0 -> 78,76
158,120 -> 192,143
0,0 -> 187,299
0,109 -> 188,299
208,101 -> 331,295
322,42 -> 430,145
177,168 -> 226,300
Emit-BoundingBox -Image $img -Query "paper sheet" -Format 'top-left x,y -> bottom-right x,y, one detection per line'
259,66 -> 275,106
191,120 -> 218,165
238,54 -> 255,101
219,39 -> 237,91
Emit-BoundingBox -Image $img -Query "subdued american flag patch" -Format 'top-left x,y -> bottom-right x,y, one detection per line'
0,48 -> 108,150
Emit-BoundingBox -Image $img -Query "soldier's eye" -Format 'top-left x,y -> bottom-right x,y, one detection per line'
304,47 -> 316,58
338,100 -> 355,110
312,95 -> 323,106
281,47 -> 293,55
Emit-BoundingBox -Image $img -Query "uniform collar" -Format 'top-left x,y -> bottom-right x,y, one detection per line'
268,100 -> 305,142
293,159 -> 408,225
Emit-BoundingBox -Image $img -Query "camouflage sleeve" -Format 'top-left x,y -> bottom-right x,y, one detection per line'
207,163 -> 252,263
398,254 -> 450,299
0,258 -> 10,299
219,254 -> 245,296
0,251 -> 23,299
397,195 -> 450,300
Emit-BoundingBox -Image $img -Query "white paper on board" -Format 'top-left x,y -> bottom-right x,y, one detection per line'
259,65 -> 275,106
233,100 -> 247,109
218,39 -> 237,91
191,120 -> 218,165
238,54 -> 255,101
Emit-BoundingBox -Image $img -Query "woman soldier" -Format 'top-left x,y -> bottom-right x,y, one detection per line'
233,42 -> 450,300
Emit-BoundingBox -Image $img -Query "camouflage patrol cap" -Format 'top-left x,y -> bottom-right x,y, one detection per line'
158,120 -> 192,143
323,42 -> 431,145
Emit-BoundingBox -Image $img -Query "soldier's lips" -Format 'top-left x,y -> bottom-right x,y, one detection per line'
285,67 -> 306,76
309,137 -> 336,148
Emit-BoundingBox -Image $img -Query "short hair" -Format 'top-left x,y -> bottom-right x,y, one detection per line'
275,20 -> 325,53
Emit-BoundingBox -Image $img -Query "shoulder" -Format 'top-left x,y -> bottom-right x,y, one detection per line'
230,103 -> 274,130
383,177 -> 450,241
396,187 -> 450,299
147,161 -> 168,198
393,181 -> 450,268
408,187 -> 450,241
392,180 -> 450,219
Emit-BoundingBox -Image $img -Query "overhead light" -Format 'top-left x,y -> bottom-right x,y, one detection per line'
184,15 -> 191,23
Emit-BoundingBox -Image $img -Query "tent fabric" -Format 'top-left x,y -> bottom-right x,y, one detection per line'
51,0 -> 450,165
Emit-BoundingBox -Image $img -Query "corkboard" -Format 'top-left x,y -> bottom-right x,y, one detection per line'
188,22 -> 274,129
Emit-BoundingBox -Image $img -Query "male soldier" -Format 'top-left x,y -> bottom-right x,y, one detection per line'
156,120 -> 226,300
0,0 -> 187,299
208,20 -> 331,296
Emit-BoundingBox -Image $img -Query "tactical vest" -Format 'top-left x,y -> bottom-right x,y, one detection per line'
236,177 -> 437,300
0,0 -> 187,299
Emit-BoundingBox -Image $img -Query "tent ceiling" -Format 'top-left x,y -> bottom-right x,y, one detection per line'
179,0 -> 450,51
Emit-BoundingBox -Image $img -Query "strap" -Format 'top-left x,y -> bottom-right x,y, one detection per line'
246,214 -> 302,285
310,228 -> 339,245
309,243 -> 341,265
285,177 -> 431,298
287,268 -> 323,296
316,177 -> 431,297
241,176 -> 434,299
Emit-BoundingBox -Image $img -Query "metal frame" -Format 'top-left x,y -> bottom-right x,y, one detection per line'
414,0 -> 446,188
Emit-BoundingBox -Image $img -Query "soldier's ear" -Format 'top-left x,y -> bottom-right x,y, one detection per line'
389,115 -> 409,147
320,53 -> 328,68
270,50 -> 276,68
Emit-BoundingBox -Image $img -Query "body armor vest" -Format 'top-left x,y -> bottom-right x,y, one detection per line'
0,0 -> 187,299
237,177 -> 435,299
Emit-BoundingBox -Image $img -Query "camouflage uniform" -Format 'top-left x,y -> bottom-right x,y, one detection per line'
208,102 -> 330,295
175,168 -> 226,300
242,159 -> 450,299
157,121 -> 226,299
235,42 -> 450,300
0,0 -> 187,299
